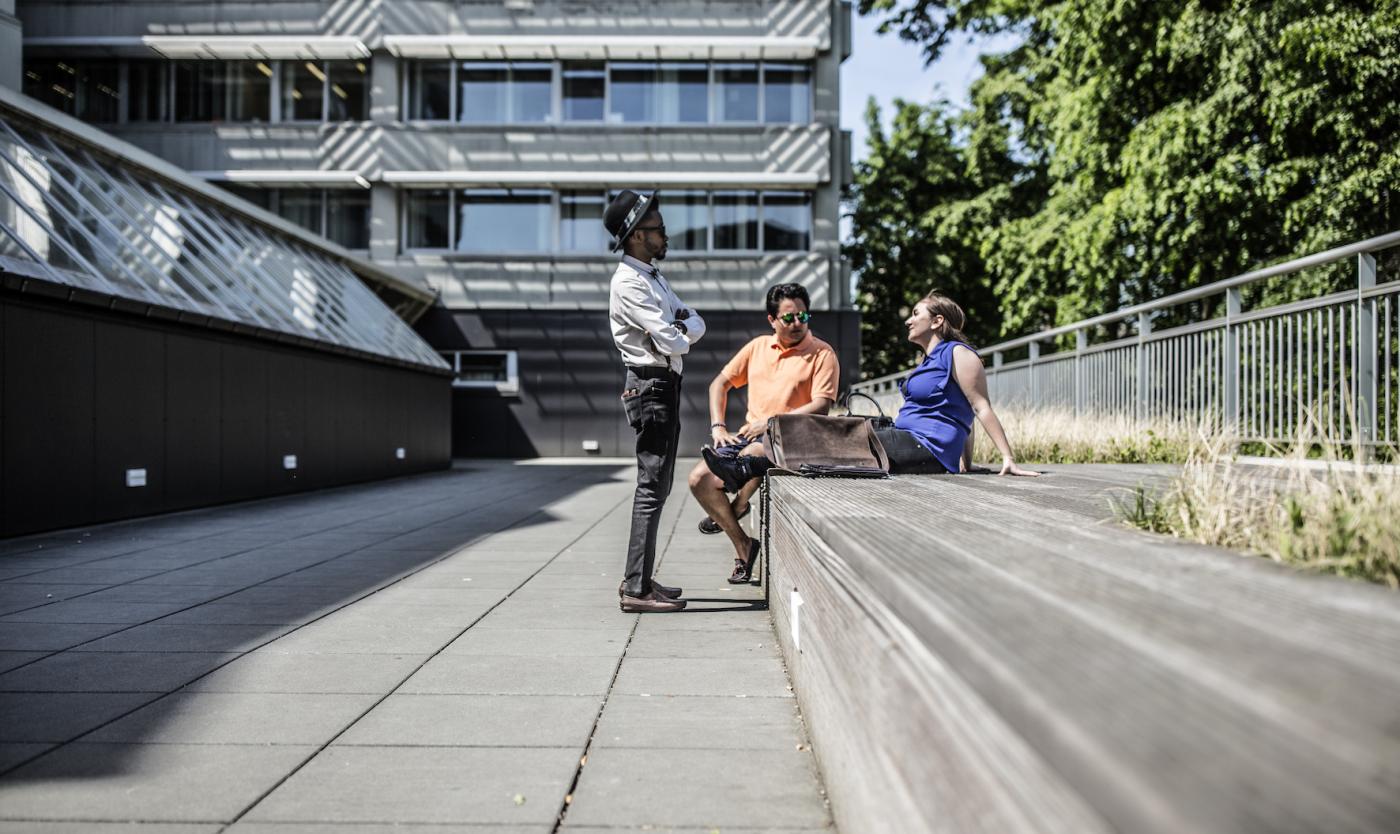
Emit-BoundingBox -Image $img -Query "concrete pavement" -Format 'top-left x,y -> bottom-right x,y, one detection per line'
0,460 -> 833,832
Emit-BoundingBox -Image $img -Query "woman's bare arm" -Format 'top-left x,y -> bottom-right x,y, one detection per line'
951,346 -> 1039,477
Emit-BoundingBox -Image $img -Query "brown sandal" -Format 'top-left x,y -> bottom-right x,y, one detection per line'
727,539 -> 760,584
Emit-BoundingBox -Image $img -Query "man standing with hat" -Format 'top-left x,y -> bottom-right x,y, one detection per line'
606,189 -> 706,613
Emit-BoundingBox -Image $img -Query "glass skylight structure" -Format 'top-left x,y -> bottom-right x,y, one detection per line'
0,109 -> 446,370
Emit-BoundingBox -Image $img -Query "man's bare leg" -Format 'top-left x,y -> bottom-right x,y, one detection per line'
688,460 -> 753,563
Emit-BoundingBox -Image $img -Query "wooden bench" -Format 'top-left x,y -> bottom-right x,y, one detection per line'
762,465 -> 1400,833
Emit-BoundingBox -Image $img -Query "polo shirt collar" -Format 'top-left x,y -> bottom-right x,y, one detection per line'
767,332 -> 815,355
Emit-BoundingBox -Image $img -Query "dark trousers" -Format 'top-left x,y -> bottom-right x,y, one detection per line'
621,366 -> 682,597
874,426 -> 950,474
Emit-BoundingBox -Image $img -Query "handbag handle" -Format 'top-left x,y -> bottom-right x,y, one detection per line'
842,390 -> 889,419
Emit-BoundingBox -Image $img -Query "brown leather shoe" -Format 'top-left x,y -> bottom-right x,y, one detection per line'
617,580 -> 682,600
620,589 -> 687,613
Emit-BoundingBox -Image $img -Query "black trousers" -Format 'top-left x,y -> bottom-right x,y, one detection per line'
874,426 -> 949,474
621,366 -> 682,597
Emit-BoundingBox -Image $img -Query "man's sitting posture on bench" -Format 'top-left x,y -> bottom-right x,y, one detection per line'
689,283 -> 839,583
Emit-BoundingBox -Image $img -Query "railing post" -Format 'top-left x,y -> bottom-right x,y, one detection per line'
1224,288 -> 1241,432
1074,328 -> 1087,416
1357,253 -> 1377,459
1136,312 -> 1151,422
1028,341 -> 1041,408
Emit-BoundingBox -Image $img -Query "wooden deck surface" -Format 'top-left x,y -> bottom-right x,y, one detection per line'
764,464 -> 1400,834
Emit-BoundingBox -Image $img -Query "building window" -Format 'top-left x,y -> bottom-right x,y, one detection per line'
608,62 -> 708,124
442,350 -> 520,394
326,190 -> 371,250
213,186 -> 371,249
407,61 -> 452,120
22,59 -> 121,122
458,61 -> 551,123
401,189 -> 810,255
562,61 -> 606,121
173,60 -> 272,122
127,60 -> 168,122
560,190 -> 608,252
400,59 -> 810,124
764,63 -> 812,123
282,61 -> 326,121
403,189 -> 451,249
283,60 -> 369,122
327,61 -> 369,121
665,190 -> 711,252
715,63 -> 759,123
456,190 -> 552,252
762,191 -> 813,251
714,191 -> 760,251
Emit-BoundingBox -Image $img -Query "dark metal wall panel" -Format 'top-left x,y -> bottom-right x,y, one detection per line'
1,295 -> 451,538
265,354 -> 307,495
219,344 -> 270,502
94,320 -> 167,522
164,332 -> 223,511
2,301 -> 96,534
300,354 -> 341,489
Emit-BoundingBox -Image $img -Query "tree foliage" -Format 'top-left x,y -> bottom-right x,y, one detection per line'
848,0 -> 1400,379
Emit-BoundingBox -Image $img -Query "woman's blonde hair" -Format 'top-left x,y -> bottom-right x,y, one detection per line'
919,291 -> 969,343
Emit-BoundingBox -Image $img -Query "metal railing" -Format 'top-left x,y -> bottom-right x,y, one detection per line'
850,231 -> 1400,451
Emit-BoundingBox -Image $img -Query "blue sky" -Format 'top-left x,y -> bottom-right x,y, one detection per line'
840,12 -> 1020,159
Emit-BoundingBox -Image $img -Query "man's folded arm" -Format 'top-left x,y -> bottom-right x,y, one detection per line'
618,278 -> 692,356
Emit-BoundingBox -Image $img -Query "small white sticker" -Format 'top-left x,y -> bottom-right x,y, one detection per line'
790,589 -> 804,652
395,447 -> 406,460
581,439 -> 600,452
125,468 -> 147,488
283,455 -> 298,470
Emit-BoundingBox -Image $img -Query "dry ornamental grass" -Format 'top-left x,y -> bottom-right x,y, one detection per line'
971,408 -> 1400,588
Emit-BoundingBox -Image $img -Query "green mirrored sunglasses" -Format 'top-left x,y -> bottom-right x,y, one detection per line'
777,311 -> 811,324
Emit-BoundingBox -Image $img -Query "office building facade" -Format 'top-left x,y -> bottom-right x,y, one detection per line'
16,0 -> 857,457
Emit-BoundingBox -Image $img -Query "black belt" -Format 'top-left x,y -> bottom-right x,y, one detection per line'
627,364 -> 678,380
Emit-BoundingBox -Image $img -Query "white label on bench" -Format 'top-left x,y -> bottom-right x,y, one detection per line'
283,455 -> 298,470
791,590 -> 803,652
126,468 -> 147,488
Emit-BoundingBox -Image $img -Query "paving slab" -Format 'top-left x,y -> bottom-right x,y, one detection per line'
399,653 -> 621,696
242,746 -> 579,826
86,692 -> 380,744
593,694 -> 806,751
0,651 -> 240,693
564,747 -> 829,830
336,693 -> 599,747
0,742 -> 317,822
0,692 -> 158,742
0,622 -> 130,651
182,650 -> 425,695
75,623 -> 291,653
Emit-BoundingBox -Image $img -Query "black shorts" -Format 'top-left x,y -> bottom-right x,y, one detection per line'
874,426 -> 949,475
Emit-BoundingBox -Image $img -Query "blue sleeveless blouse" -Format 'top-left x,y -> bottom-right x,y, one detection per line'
893,340 -> 976,473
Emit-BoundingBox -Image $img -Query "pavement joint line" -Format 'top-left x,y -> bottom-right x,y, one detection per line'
215,484 -> 636,832
0,470 -> 515,607
0,468 -> 618,779
0,467 -> 479,576
0,466 -> 581,679
549,497 -> 687,833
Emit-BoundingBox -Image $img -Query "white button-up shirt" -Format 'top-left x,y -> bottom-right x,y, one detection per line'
608,255 -> 706,375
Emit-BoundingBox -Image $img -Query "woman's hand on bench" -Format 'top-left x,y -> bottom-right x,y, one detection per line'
999,458 -> 1041,477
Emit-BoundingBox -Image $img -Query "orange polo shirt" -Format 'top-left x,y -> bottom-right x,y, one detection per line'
721,333 -> 840,424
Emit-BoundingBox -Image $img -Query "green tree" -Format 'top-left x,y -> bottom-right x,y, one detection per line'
852,0 -> 1400,365
847,98 -> 1012,379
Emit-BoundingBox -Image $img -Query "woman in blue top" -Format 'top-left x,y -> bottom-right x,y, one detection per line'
874,291 -> 1038,477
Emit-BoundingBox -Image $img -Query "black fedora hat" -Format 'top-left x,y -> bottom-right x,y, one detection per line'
604,189 -> 661,252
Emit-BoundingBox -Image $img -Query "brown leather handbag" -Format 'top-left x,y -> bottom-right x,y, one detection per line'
765,414 -> 891,478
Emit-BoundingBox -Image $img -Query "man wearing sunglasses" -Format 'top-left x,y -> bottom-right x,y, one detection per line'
687,282 -> 838,584
606,189 -> 706,613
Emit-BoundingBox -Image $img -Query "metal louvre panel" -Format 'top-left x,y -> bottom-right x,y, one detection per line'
0,110 -> 447,370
